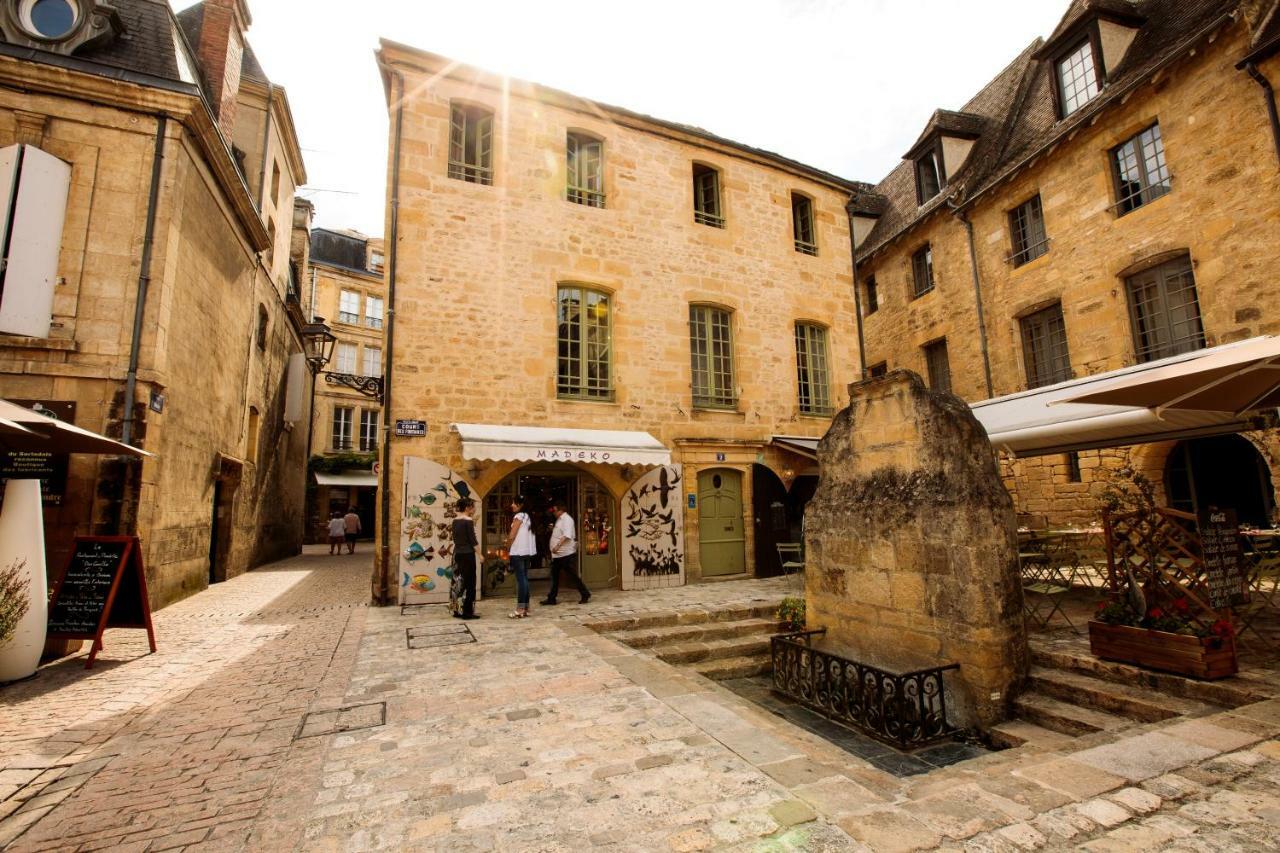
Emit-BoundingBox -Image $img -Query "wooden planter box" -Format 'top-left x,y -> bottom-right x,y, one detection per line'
1088,621 -> 1237,680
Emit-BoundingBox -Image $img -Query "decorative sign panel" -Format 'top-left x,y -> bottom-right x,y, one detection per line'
621,465 -> 685,591
399,457 -> 480,605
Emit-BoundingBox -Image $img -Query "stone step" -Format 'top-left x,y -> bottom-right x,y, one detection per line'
987,719 -> 1077,751
1030,642 -> 1266,708
656,634 -> 774,665
582,601 -> 782,634
1027,666 -> 1221,723
1013,692 -> 1133,737
692,654 -> 772,681
610,618 -> 782,650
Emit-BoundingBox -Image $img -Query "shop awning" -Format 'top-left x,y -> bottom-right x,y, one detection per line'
0,398 -> 150,456
772,435 -> 820,460
1058,335 -> 1280,414
972,340 -> 1277,458
314,471 -> 378,487
451,423 -> 671,466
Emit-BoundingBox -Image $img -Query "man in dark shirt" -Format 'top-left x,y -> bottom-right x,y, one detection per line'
451,498 -> 479,619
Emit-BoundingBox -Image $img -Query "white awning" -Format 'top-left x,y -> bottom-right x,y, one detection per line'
772,435 -> 820,460
315,471 -> 378,487
972,340 -> 1277,458
451,423 -> 671,466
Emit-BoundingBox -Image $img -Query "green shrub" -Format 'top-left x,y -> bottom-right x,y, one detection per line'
777,596 -> 805,632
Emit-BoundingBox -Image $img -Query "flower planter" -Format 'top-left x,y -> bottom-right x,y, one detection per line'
1088,621 -> 1237,680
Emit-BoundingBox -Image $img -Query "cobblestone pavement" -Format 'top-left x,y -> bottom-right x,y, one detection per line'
3,550 -> 1280,852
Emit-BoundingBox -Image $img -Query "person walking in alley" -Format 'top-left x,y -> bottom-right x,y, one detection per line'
327,512 -> 346,556
343,507 -> 362,554
541,501 -> 590,606
505,496 -> 537,618
451,498 -> 479,619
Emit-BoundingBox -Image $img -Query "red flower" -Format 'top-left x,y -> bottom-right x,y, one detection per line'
1147,607 -> 1164,620
1172,598 -> 1191,614
1211,619 -> 1234,639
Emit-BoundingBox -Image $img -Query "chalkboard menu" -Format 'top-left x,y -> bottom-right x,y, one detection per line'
1201,508 -> 1248,610
47,536 -> 156,669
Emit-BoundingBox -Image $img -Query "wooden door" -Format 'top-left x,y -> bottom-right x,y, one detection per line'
698,469 -> 745,576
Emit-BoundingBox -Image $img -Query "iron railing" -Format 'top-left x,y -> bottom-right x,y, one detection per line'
770,629 -> 960,749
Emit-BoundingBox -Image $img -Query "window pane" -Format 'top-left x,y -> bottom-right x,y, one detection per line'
917,150 -> 941,202
1126,255 -> 1205,362
359,410 -> 379,451
1113,123 -> 1170,214
924,339 -> 951,393
792,195 -> 816,255
567,134 -> 605,208
690,305 -> 735,407
912,246 -> 934,297
1020,304 -> 1072,389
365,296 -> 384,329
1058,39 -> 1099,116
331,407 -> 353,450
865,277 -> 878,314
339,290 -> 359,324
795,323 -> 831,415
335,342 -> 357,374
448,104 -> 494,185
693,167 -> 723,227
363,347 -> 381,377
557,286 -> 611,398
1009,195 -> 1049,266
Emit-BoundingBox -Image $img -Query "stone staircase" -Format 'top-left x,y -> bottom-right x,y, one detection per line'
991,640 -> 1266,749
583,602 -> 783,680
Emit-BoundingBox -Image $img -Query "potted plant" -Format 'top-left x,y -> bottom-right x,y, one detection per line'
777,596 -> 805,632
1089,597 -> 1237,680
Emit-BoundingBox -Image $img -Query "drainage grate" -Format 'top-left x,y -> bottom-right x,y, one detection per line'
406,624 -> 475,649
400,603 -> 434,616
295,702 -> 387,740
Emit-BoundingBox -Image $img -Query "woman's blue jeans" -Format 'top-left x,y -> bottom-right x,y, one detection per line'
510,554 -> 531,607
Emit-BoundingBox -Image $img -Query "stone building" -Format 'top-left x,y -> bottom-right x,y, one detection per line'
306,227 -> 385,542
0,0 -> 313,607
373,41 -> 862,604
851,0 -> 1280,526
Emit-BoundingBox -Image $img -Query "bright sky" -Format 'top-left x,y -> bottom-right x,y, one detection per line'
175,1 -> 1067,236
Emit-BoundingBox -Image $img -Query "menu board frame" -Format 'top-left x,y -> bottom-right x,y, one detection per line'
46,535 -> 157,669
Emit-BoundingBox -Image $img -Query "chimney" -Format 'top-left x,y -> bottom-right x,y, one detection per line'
194,0 -> 252,137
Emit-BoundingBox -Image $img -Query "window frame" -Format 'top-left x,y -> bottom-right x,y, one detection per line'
922,338 -> 952,394
911,244 -> 935,299
1124,254 -> 1206,363
338,290 -> 360,325
864,276 -> 879,315
556,284 -> 614,401
362,346 -> 382,378
914,143 -> 944,205
867,361 -> 888,379
334,342 -> 357,375
1111,122 -> 1171,216
1055,35 -> 1102,118
794,322 -> 833,417
1008,194 -> 1050,267
791,193 -> 817,255
364,295 -> 384,330
448,102 -> 494,186
1065,451 -> 1083,483
359,409 -> 379,452
566,131 -> 605,208
331,406 -> 354,452
1019,302 -> 1072,389
692,163 -> 724,228
689,304 -> 737,410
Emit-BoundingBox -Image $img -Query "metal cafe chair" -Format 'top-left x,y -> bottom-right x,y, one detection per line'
1019,533 -> 1075,631
776,543 -> 805,576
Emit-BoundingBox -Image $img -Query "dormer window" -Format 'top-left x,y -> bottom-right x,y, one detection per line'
1,0 -> 121,53
1057,38 -> 1100,116
21,0 -> 78,39
915,145 -> 943,205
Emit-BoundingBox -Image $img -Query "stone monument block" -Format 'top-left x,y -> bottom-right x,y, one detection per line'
804,370 -> 1026,728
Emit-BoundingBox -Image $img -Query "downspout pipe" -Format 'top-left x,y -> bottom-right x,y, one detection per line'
257,82 -> 275,212
121,115 -> 168,449
1244,62 -> 1280,165
948,198 -> 995,399
378,68 -> 405,606
844,200 -> 868,379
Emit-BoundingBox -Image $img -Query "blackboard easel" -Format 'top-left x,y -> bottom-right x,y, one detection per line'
46,536 -> 157,669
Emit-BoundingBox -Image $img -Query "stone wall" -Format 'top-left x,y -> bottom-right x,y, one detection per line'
374,44 -> 859,596
805,371 -> 1026,729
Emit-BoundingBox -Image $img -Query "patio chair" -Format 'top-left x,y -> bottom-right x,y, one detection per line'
776,543 -> 804,576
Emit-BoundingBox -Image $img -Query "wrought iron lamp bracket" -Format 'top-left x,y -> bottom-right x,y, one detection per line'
323,372 -> 384,402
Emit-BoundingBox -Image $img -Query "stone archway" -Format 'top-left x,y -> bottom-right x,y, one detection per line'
1163,434 -> 1275,526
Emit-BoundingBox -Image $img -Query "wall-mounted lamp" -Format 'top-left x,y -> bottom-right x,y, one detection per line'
466,461 -> 483,481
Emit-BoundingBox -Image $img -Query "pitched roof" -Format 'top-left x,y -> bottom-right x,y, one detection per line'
903,109 -> 987,159
0,0 -> 200,92
856,40 -> 1041,260
857,0 -> 1241,263
1039,0 -> 1145,55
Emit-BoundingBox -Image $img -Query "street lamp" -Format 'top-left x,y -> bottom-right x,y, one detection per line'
302,317 -> 336,374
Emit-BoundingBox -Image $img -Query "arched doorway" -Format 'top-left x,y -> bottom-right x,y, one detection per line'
1164,435 -> 1274,526
482,464 -> 617,590
752,465 -> 789,577
698,468 -> 745,576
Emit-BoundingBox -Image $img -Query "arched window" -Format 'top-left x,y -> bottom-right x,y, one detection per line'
557,285 -> 612,399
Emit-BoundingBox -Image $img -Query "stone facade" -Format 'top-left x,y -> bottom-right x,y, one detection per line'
0,0 -> 312,607
306,229 -> 386,542
854,3 -> 1280,527
805,371 -> 1026,728
373,43 -> 861,603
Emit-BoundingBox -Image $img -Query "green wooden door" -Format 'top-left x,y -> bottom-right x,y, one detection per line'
698,469 -> 745,576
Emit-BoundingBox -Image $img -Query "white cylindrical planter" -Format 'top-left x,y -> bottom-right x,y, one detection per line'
0,479 -> 47,683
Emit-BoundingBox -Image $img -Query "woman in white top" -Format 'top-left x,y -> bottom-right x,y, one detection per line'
505,496 -> 538,618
